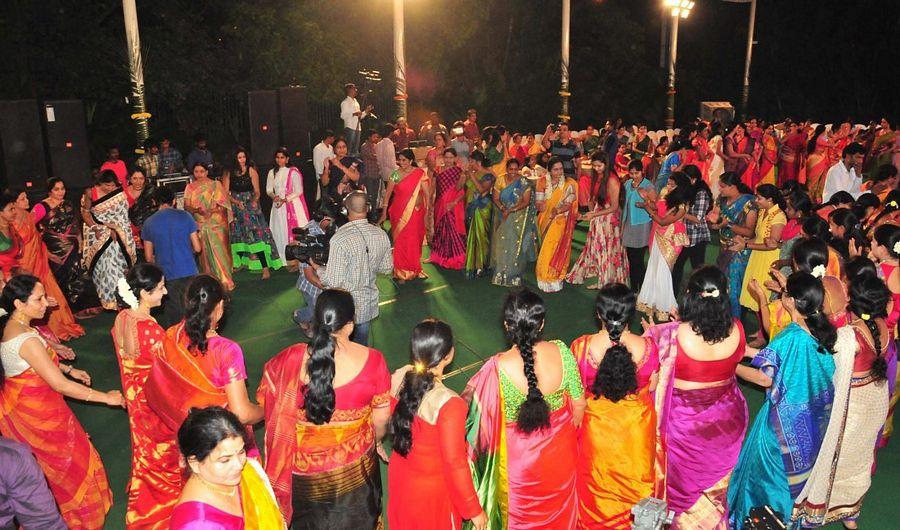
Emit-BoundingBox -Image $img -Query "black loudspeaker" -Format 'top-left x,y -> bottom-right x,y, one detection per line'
278,86 -> 310,161
248,90 -> 281,166
43,100 -> 92,188
0,100 -> 48,192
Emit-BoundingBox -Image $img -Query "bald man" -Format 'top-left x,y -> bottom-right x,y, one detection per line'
310,191 -> 393,345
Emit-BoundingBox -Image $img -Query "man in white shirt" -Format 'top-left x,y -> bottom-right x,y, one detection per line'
823,142 -> 867,202
339,83 -> 372,156
312,129 -> 336,201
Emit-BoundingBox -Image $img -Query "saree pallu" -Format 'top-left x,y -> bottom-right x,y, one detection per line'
806,148 -> 831,203
112,311 -> 182,529
647,322 -> 748,530
0,229 -> 22,279
37,200 -> 98,312
465,175 -> 495,278
431,167 -> 467,270
292,416 -> 382,530
0,350 -> 112,529
464,357 -> 578,530
879,340 -> 899,447
535,178 -> 578,293
758,135 -> 778,186
577,388 -> 656,529
230,190 -> 283,271
128,186 -> 158,252
185,180 -> 234,290
636,203 -> 687,319
491,178 -> 535,287
727,324 -> 851,529
83,188 -> 136,310
14,214 -> 84,339
389,168 -> 428,280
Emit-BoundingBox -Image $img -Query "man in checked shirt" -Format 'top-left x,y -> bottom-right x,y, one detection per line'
309,191 -> 393,345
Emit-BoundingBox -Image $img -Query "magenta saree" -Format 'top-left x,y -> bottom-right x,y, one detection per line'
647,322 -> 748,529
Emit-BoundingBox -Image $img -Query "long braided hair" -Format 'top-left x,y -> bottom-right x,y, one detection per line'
502,290 -> 550,433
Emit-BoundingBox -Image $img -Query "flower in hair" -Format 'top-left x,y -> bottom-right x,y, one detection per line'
607,320 -> 622,327
890,201 -> 898,208
893,241 -> 900,256
0,308 -> 6,318
116,278 -> 139,310
413,362 -> 427,374
861,313 -> 871,321
811,264 -> 826,279
700,288 -> 720,298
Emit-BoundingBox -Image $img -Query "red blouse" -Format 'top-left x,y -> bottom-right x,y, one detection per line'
674,320 -> 746,382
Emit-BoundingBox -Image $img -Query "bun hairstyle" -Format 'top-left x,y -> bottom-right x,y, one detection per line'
593,284 -> 637,402
791,237 -> 829,274
304,289 -> 355,425
177,406 -> 248,465
786,272 -> 837,354
801,215 -> 831,242
0,275 -> 40,388
874,224 -> 900,259
502,289 -> 550,433
183,275 -> 226,355
680,266 -> 733,343
116,263 -> 164,309
848,273 -> 891,381
390,319 -> 454,457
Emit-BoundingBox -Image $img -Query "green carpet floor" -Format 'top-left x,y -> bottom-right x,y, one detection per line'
62,223 -> 898,529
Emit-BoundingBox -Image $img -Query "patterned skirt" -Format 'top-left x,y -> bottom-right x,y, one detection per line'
567,211 -> 630,287
230,191 -> 283,270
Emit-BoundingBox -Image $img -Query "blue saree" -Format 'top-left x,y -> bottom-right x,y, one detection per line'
727,323 -> 837,529
715,193 -> 755,318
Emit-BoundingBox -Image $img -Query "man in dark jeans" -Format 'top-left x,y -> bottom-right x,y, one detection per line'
141,186 -> 201,327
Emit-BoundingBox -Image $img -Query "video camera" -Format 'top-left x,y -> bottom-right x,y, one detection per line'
284,220 -> 335,265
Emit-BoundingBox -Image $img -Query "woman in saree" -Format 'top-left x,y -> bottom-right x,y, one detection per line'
709,172 -> 757,318
429,147 -> 467,270
82,169 -> 137,310
267,147 -> 310,268
707,123 -> 726,198
184,163 -> 234,291
724,123 -> 757,189
170,406 -> 285,530
567,152 -> 629,288
144,275 -> 263,452
535,156 -> 578,293
692,122 -> 714,184
464,289 -> 586,529
112,263 -> 183,528
465,151 -> 496,279
865,118 -> 896,178
868,225 -> 900,445
644,266 -> 749,529
793,273 -> 892,528
256,289 -> 391,528
757,122 -> 779,186
224,147 -> 282,278
12,190 -> 84,339
778,121 -> 807,186
126,167 -> 158,259
32,178 -> 99,315
805,125 -> 833,201
0,193 -> 22,280
387,319 -> 488,530
490,158 -> 535,287
0,274 -> 123,529
636,172 -> 691,320
630,124 -> 656,172
571,284 -> 658,529
381,148 -> 431,281
737,184 -> 787,323
728,272 -> 853,529
485,127 -> 511,177
424,132 -> 449,243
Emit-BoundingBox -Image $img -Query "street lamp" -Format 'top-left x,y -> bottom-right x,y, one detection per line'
663,0 -> 694,128
393,0 -> 407,119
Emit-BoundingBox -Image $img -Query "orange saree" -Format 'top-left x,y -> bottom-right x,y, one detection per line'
12,214 -> 84,340
0,336 -> 111,529
112,310 -> 182,529
389,168 -> 429,280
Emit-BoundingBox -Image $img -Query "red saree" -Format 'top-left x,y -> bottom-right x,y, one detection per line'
0,337 -> 112,529
389,168 -> 429,280
112,310 -> 182,529
12,213 -> 84,340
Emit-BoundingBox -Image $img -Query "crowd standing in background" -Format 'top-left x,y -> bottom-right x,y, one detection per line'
0,101 -> 897,530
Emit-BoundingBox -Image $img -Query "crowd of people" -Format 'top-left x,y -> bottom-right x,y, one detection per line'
0,95 -> 898,530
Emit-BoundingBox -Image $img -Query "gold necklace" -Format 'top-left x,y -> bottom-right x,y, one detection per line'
12,316 -> 32,329
196,475 -> 237,497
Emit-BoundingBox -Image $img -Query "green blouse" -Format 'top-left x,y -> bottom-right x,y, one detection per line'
498,339 -> 584,422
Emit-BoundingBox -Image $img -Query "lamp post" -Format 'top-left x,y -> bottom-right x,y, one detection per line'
122,0 -> 150,149
393,0 -> 407,119
663,0 -> 694,129
739,0 -> 758,121
559,0 -> 571,121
